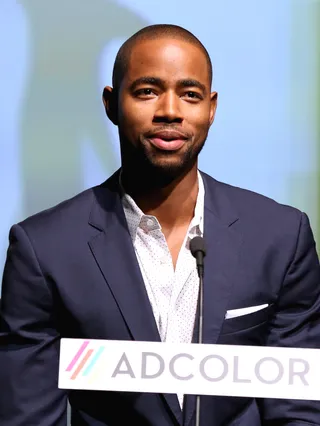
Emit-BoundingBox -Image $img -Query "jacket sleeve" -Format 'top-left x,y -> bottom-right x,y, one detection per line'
258,212 -> 320,425
0,224 -> 68,426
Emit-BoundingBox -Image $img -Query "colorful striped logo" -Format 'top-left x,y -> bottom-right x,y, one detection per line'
66,340 -> 105,380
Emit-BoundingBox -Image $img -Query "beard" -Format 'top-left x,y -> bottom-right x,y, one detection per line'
119,131 -> 208,190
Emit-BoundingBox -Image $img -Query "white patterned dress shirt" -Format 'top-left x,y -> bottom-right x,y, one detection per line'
120,172 -> 205,407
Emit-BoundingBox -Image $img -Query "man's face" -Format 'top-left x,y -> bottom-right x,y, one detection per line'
108,37 -> 217,179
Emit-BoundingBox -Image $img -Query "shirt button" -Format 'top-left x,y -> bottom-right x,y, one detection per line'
147,218 -> 154,228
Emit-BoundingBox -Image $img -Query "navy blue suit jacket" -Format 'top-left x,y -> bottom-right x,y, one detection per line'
1,170 -> 320,426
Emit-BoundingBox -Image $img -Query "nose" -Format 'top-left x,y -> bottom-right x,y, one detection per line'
154,91 -> 183,123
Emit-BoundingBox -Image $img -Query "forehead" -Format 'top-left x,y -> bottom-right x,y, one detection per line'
125,38 -> 210,87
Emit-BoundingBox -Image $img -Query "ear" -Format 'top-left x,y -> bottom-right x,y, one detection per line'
102,86 -> 118,126
209,91 -> 218,126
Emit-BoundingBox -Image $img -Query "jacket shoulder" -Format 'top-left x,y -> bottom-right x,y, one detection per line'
18,186 -> 96,235
202,172 -> 303,229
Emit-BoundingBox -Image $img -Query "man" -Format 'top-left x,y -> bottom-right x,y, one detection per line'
0,24 -> 320,426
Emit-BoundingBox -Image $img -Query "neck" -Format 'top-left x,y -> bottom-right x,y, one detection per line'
121,165 -> 199,231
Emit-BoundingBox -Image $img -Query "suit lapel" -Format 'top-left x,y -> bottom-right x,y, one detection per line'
88,172 -> 182,425
88,172 -> 160,342
184,173 -> 243,426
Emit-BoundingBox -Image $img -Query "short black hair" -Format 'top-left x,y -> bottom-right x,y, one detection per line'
112,24 -> 213,92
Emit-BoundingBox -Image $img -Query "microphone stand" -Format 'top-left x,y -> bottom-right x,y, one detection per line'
195,265 -> 204,426
190,236 -> 206,426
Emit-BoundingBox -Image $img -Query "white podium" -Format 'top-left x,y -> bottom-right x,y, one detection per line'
58,339 -> 320,400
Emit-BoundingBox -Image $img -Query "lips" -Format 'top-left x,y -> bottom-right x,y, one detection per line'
146,130 -> 188,151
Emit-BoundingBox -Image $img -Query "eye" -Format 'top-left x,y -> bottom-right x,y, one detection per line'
183,91 -> 203,101
135,88 -> 156,97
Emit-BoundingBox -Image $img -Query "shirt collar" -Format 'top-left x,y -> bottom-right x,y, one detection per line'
120,171 -> 205,241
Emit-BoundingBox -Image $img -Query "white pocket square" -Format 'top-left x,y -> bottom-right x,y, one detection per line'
225,304 -> 269,319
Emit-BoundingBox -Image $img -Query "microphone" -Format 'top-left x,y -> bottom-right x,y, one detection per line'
190,236 -> 206,279
190,236 -> 206,426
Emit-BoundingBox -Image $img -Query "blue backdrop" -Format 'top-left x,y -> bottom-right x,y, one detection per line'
0,0 -> 319,290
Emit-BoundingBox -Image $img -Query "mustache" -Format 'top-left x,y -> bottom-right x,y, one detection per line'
144,126 -> 192,139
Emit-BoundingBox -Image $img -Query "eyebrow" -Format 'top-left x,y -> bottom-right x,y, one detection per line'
177,79 -> 207,95
129,77 -> 164,92
129,76 -> 207,95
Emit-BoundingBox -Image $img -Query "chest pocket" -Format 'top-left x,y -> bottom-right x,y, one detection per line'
219,303 -> 274,336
